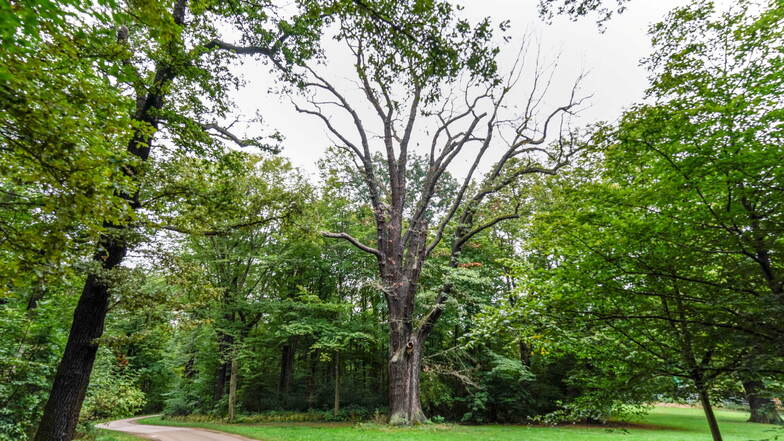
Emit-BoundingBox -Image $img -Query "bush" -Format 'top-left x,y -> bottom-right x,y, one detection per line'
80,352 -> 146,422
430,415 -> 446,424
162,407 -> 385,424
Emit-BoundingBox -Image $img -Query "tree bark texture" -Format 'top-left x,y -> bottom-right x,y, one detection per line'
33,2 -> 186,440
33,241 -> 125,441
387,328 -> 425,425
744,380 -> 783,425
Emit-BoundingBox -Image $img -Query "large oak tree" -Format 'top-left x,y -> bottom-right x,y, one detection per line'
284,1 -> 585,424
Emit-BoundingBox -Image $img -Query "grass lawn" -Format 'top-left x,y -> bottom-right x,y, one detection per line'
137,406 -> 783,441
94,429 -> 148,441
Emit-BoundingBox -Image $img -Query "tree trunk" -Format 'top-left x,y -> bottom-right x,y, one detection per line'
333,351 -> 340,416
214,330 -> 233,401
214,362 -> 228,401
697,382 -> 723,441
32,3 -> 186,439
744,380 -> 783,425
278,341 -> 295,402
228,357 -> 238,422
307,350 -> 318,409
33,240 -> 126,441
387,325 -> 425,425
519,340 -> 530,367
35,0 -> 186,441
26,283 -> 45,311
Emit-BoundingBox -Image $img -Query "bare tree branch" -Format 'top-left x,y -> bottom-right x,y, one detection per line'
204,39 -> 275,56
151,215 -> 287,237
201,123 -> 280,153
321,231 -> 382,258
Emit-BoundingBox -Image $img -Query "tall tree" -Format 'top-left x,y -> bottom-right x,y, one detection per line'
180,153 -> 308,416
605,0 -> 784,425
491,1 -> 784,439
286,1 -> 585,423
29,0 -> 318,437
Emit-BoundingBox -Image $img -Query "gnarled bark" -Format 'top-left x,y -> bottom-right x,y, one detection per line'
303,33 -> 581,426
388,328 -> 425,425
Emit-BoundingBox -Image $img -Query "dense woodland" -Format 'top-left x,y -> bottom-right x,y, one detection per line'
1,1 -> 783,441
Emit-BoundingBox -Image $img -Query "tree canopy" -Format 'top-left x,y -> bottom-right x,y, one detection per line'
1,1 -> 783,441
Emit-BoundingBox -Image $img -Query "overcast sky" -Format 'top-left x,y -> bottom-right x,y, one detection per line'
228,0 -> 727,179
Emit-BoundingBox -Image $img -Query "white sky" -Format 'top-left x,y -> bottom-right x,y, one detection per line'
132,0 -> 735,267
228,0 -> 728,179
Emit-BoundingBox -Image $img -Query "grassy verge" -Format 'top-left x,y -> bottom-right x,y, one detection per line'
136,406 -> 783,441
94,429 -> 146,441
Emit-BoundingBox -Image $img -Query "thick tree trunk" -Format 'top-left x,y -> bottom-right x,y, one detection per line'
744,380 -> 783,425
697,383 -> 723,441
32,3 -> 185,438
33,240 -> 126,441
33,3 -> 184,435
228,357 -> 238,422
387,325 -> 425,425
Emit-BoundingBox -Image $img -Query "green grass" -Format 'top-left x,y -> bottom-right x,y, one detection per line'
94,429 -> 146,441
135,407 -> 783,441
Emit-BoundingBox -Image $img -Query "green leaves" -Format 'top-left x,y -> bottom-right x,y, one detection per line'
81,348 -> 147,422
320,0 -> 502,104
0,21 -> 136,292
480,0 -> 784,422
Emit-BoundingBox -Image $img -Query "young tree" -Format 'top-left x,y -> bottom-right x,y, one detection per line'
285,1 -> 585,423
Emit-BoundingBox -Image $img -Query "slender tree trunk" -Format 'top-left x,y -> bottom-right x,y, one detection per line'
696,381 -> 723,441
519,340 -> 530,366
214,331 -> 233,401
26,283 -> 45,311
744,380 -> 783,425
33,240 -> 126,441
333,351 -> 340,416
380,349 -> 388,404
307,350 -> 318,408
278,341 -> 295,402
228,357 -> 238,422
214,362 -> 228,401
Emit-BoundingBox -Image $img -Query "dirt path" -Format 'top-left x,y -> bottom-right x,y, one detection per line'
97,416 -> 256,441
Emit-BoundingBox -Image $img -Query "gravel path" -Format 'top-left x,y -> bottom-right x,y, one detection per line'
97,416 -> 256,441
